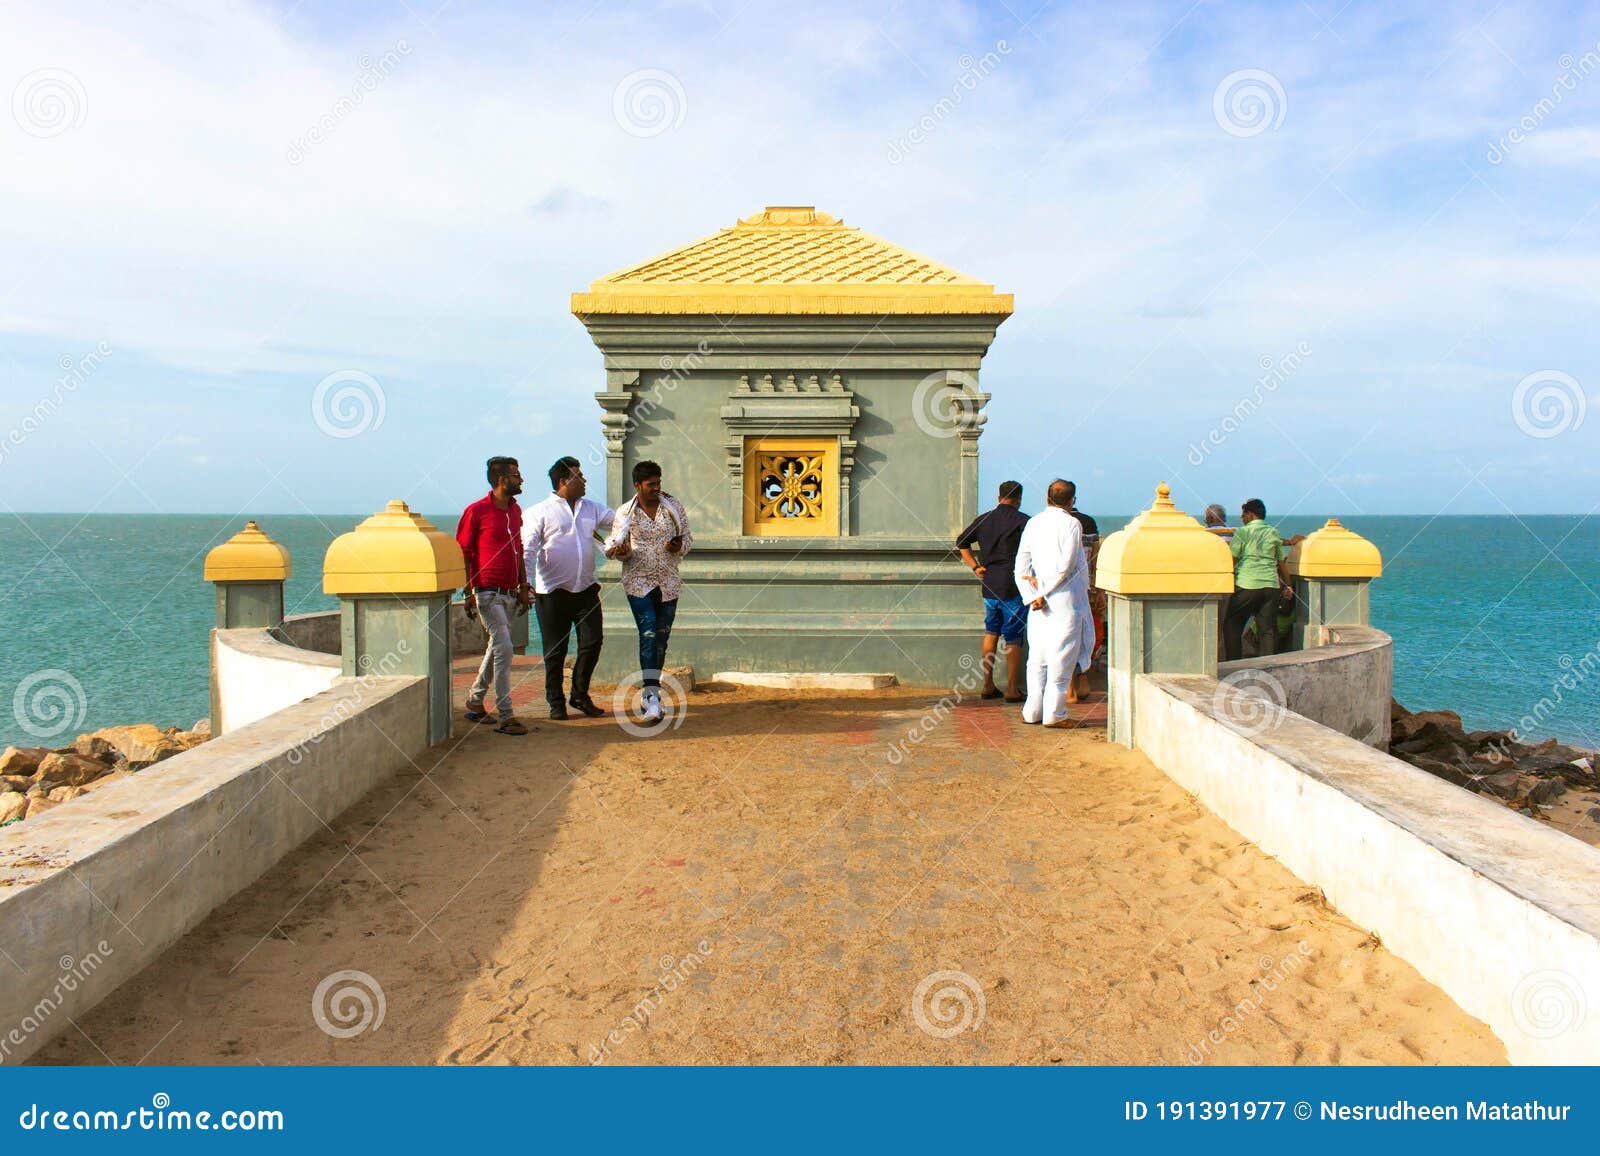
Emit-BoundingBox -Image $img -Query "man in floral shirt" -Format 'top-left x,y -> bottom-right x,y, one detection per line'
603,460 -> 693,724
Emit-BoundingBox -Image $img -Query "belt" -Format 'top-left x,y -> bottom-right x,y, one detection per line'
472,586 -> 518,596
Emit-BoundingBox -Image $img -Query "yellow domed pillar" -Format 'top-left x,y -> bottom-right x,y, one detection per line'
1098,483 -> 1234,746
324,501 -> 466,745
1288,518 -> 1382,649
203,521 -> 291,630
204,521 -> 292,734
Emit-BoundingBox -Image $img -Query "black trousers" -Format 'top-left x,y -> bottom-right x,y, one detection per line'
534,583 -> 604,704
1223,585 -> 1280,662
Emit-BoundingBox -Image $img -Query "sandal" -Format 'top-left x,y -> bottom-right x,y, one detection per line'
494,718 -> 529,736
464,707 -> 493,723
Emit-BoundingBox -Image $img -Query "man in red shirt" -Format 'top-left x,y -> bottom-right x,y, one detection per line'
455,456 -> 531,735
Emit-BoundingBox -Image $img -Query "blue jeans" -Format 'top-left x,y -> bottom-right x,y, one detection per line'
625,589 -> 678,688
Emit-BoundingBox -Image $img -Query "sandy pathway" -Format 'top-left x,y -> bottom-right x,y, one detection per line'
37,670 -> 1504,1065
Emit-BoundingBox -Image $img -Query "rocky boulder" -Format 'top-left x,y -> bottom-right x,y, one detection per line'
73,734 -> 121,762
33,752 -> 110,789
0,792 -> 27,824
0,746 -> 50,778
1388,698 -> 1599,835
87,723 -> 183,769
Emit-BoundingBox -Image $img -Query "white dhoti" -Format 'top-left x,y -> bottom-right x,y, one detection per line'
1014,505 -> 1091,726
1022,587 -> 1085,724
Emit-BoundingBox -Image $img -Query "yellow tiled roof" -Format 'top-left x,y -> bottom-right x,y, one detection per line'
572,206 -> 1013,317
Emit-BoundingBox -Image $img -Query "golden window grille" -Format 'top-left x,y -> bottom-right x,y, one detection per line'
742,437 -> 839,537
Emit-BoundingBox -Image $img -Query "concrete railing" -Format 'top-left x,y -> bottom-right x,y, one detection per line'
212,627 -> 341,733
279,610 -> 341,655
0,675 -> 429,1065
1133,671 -> 1600,1064
277,602 -> 526,661
1218,624 -> 1392,747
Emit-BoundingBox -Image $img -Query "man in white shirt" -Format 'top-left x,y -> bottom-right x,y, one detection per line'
523,456 -> 616,720
1013,479 -> 1094,727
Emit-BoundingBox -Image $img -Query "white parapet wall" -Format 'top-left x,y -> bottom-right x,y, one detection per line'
0,675 -> 429,1065
1218,624 -> 1393,747
213,626 -> 341,734
1134,671 -> 1600,1064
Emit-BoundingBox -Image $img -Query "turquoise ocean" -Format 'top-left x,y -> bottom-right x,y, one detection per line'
0,513 -> 1595,750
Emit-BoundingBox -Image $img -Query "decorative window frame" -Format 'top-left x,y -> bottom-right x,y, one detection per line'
721,373 -> 858,537
741,437 -> 841,537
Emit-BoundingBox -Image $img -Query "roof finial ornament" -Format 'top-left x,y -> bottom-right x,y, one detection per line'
737,206 -> 842,228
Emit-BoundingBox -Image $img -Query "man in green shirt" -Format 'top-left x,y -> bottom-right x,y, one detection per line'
1224,498 -> 1292,661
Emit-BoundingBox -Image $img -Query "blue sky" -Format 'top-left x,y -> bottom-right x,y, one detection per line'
1,0 -> 1596,517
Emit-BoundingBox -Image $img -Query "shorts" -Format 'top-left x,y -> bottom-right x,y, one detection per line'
982,595 -> 1028,644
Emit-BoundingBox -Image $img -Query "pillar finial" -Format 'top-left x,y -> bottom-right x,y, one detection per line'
203,521 -> 291,582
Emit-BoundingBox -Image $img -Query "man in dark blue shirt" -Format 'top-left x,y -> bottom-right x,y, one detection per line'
956,481 -> 1030,701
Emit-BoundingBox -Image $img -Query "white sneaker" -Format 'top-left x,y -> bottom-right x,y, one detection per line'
642,690 -> 664,724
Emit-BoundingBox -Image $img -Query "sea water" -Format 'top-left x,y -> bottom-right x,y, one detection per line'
0,513 -> 1595,750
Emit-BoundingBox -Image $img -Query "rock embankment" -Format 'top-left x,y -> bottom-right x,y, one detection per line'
1387,700 -> 1600,845
0,721 -> 210,827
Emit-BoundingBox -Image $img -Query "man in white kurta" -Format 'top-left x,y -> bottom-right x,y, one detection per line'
1013,482 -> 1093,726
